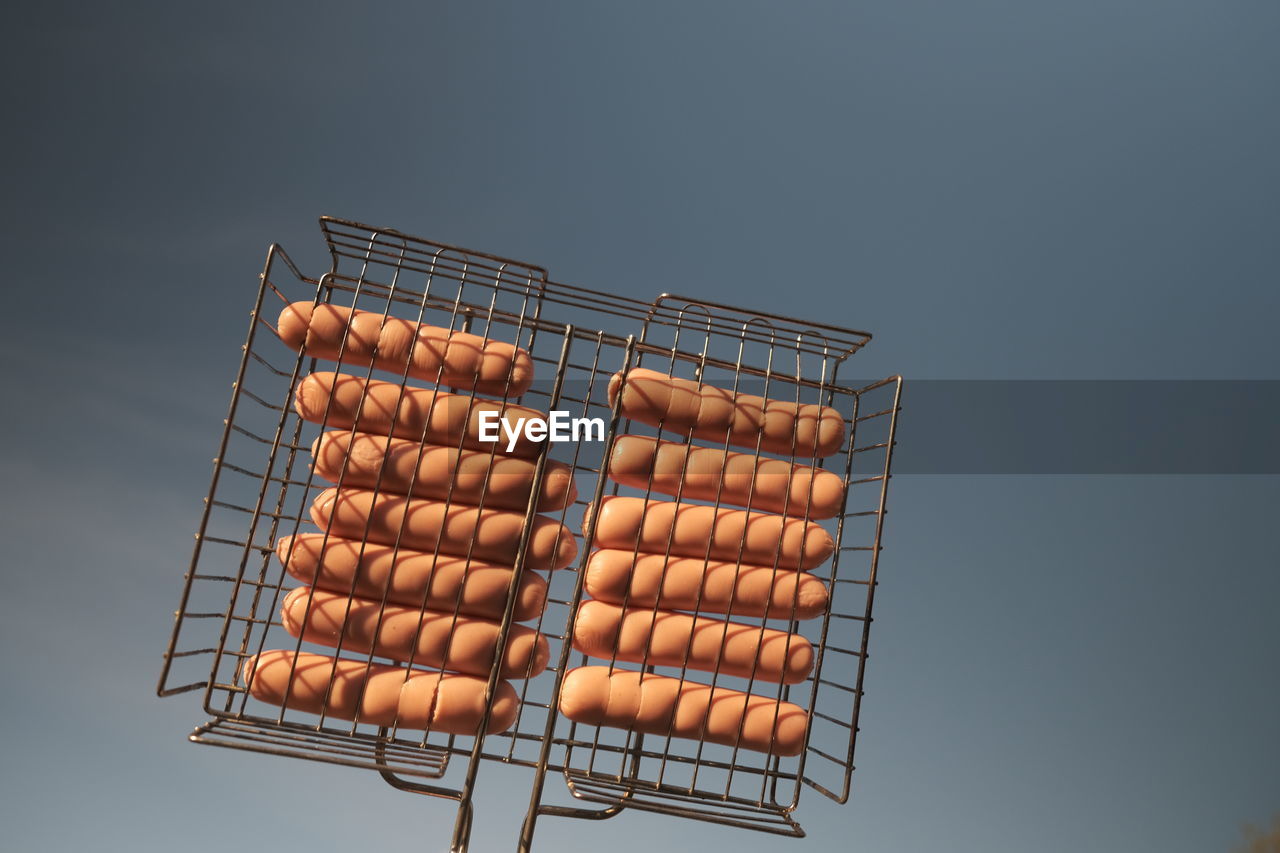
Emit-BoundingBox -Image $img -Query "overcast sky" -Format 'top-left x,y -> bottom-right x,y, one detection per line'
2,3 -> 1277,852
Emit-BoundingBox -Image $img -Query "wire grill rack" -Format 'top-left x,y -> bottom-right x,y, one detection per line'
158,216 -> 902,851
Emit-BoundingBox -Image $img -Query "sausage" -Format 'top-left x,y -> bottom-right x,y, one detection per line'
293,372 -> 545,459
583,549 -> 828,621
276,533 -> 548,622
572,600 -> 813,685
607,367 -> 845,458
278,301 -> 534,397
557,666 -> 808,756
311,429 -> 576,511
241,649 -> 518,734
607,435 -> 845,519
310,487 -> 578,572
280,587 -> 549,679
587,496 -> 834,571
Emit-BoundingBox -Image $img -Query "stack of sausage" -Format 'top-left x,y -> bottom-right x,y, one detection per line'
558,368 -> 848,757
241,302 -> 577,736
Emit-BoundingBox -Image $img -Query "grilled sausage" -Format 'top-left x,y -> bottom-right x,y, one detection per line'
310,487 -> 578,572
276,533 -> 548,622
583,549 -> 828,621
293,372 -> 546,459
607,368 -> 844,457
311,429 -> 576,511
558,666 -> 808,756
607,435 -> 844,519
280,587 -> 549,679
572,600 -> 814,685
278,301 -> 533,396
587,496 -> 833,571
241,649 -> 518,734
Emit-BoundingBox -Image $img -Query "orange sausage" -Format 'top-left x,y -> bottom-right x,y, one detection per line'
278,301 -> 534,396
310,487 -> 578,572
311,429 -> 576,511
277,533 -> 548,622
583,549 -> 828,620
293,372 -> 546,458
558,666 -> 808,756
280,587 -> 549,679
608,368 -> 845,458
588,496 -> 834,571
607,435 -> 845,519
242,649 -> 518,734
572,600 -> 813,685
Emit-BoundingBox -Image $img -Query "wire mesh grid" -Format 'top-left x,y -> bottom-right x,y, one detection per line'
158,217 -> 901,851
521,297 -> 901,841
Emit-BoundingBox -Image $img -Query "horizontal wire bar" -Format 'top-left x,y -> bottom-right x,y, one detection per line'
810,710 -> 854,728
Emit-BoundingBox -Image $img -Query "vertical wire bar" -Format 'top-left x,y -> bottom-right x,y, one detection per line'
720,324 -> 808,803
159,244 -> 286,696
744,335 -> 834,808
219,299 -> 323,713
517,337 -> 638,853
261,229 -> 408,726
671,315 -> 780,794
449,326 -> 578,853
501,330 -> 611,760
787,364 -> 870,803
211,265 -> 364,720
583,309 -> 711,783
805,375 -> 902,803
338,243 -> 477,753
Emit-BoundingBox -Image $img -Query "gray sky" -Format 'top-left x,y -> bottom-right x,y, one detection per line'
2,2 -> 1277,851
